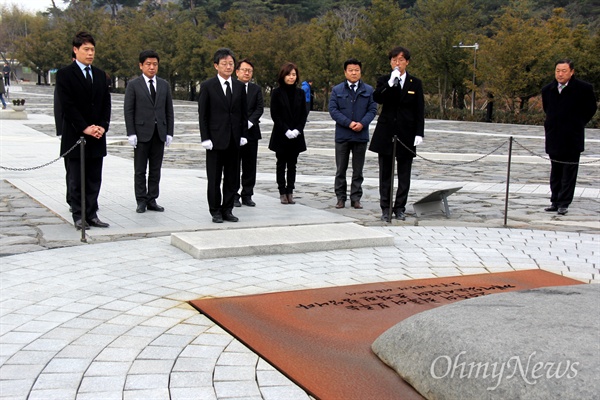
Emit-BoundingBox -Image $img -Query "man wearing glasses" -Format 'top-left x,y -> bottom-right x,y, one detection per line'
369,46 -> 425,222
198,48 -> 248,223
233,59 -> 264,208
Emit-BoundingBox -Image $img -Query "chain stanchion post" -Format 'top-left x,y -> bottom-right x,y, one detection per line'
389,136 -> 397,222
79,136 -> 87,243
504,136 -> 513,227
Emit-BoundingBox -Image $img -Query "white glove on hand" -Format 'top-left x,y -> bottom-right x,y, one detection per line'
128,135 -> 138,148
292,129 -> 300,138
240,137 -> 248,146
166,135 -> 173,147
388,68 -> 401,87
285,130 -> 295,139
414,136 -> 423,146
201,140 -> 213,150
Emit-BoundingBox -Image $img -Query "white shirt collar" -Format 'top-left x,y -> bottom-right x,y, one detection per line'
75,60 -> 90,75
217,75 -> 232,94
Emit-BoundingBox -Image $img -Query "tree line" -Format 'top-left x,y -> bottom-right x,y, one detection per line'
0,0 -> 598,126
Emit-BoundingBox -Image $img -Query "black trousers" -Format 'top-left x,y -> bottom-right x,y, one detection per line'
335,141 -> 367,202
134,127 -> 164,205
206,143 -> 240,216
549,153 -> 580,208
68,156 -> 103,222
238,140 -> 258,198
378,153 -> 413,213
276,151 -> 299,195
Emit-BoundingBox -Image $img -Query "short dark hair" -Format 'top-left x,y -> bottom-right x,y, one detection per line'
73,31 -> 95,49
213,48 -> 235,65
277,62 -> 299,86
139,50 -> 160,64
555,58 -> 574,70
388,46 -> 411,61
344,58 -> 362,70
237,58 -> 254,70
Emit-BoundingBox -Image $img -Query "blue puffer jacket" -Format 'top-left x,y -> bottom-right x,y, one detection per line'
328,80 -> 378,143
301,81 -> 311,103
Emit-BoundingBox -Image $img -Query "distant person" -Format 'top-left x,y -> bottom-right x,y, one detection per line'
124,50 -> 174,214
0,79 -> 6,109
541,59 -> 597,215
198,48 -> 248,223
55,31 -> 111,230
329,58 -> 377,210
369,46 -> 424,222
234,58 -> 264,208
269,62 -> 308,205
301,79 -> 312,116
3,63 -> 10,86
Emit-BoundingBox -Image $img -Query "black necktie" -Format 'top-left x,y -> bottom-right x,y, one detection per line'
350,83 -> 356,91
225,81 -> 232,104
394,77 -> 399,87
149,79 -> 156,103
350,84 -> 356,99
85,66 -> 92,87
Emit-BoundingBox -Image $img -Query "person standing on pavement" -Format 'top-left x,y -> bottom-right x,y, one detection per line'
269,62 -> 308,205
55,31 -> 111,230
301,79 -> 312,117
0,79 -> 6,109
369,46 -> 424,222
198,48 -> 248,223
124,50 -> 174,214
3,63 -> 10,86
541,59 -> 597,216
233,58 -> 264,208
329,58 -> 378,210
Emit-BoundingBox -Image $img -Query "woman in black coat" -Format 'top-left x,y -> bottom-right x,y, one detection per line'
268,62 -> 308,204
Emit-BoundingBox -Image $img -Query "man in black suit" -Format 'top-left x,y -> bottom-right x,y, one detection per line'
198,48 -> 248,223
541,59 -> 597,215
55,31 -> 111,230
124,50 -> 174,214
234,58 -> 264,207
369,46 -> 425,222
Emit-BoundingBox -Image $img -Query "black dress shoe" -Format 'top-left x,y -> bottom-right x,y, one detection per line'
544,205 -> 558,212
223,212 -> 239,222
89,218 -> 110,228
351,201 -> 363,209
212,214 -> 223,223
136,203 -> 146,213
335,200 -> 345,209
557,207 -> 568,215
234,197 -> 242,207
74,219 -> 88,230
395,211 -> 406,221
242,197 -> 256,207
380,213 -> 390,222
147,202 -> 164,212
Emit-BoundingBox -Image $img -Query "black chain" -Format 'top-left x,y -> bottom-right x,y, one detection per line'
0,138 -> 84,171
395,138 -> 509,166
512,138 -> 600,165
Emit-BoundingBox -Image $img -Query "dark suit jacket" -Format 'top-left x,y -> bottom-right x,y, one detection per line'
246,81 -> 264,142
124,75 -> 174,142
198,76 -> 247,150
268,86 -> 308,154
369,72 -> 424,157
56,62 -> 111,158
542,77 -> 597,156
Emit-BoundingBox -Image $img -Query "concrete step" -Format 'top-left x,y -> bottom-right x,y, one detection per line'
171,222 -> 394,259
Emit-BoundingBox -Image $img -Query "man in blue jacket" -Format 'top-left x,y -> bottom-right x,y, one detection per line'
329,58 -> 378,209
301,79 -> 312,116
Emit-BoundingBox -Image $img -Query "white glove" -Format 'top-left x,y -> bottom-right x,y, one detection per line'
166,135 -> 173,147
285,130 -> 295,139
388,68 -> 401,86
292,129 -> 300,138
414,136 -> 423,146
247,121 -> 254,129
201,140 -> 213,150
240,137 -> 248,146
128,135 -> 137,148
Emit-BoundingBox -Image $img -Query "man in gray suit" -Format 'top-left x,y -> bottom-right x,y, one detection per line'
124,50 -> 174,213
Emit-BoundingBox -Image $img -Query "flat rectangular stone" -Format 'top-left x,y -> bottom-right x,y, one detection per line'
171,223 -> 394,259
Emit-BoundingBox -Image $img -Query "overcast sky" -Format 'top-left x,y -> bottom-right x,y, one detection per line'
0,0 -> 66,13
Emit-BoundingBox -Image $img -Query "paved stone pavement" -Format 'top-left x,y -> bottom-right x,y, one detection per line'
0,84 -> 598,400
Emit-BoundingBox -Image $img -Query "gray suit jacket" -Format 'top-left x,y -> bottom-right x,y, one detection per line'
124,75 -> 174,142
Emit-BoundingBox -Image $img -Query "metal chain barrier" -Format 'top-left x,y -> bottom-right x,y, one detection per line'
0,138 -> 83,171
512,138 -> 600,165
395,137 -> 509,166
